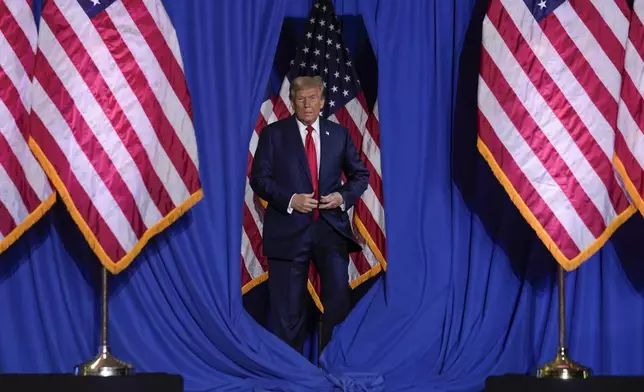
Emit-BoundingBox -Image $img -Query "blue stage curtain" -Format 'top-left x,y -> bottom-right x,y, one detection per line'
1,1 -> 336,391
323,1 -> 644,391
3,1 -> 644,391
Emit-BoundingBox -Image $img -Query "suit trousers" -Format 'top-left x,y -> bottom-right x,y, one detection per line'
267,217 -> 351,354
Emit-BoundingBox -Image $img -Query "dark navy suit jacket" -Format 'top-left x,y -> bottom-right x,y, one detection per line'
250,115 -> 369,260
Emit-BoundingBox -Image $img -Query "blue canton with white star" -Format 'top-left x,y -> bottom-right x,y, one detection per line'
286,0 -> 363,117
78,0 -> 118,19
523,0 -> 567,22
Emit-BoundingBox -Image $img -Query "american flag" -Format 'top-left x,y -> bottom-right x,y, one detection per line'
477,0 -> 636,271
29,0 -> 202,273
241,0 -> 386,310
615,0 -> 644,218
0,0 -> 55,254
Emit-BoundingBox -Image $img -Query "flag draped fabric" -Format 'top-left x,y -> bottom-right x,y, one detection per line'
29,0 -> 202,273
0,0 -> 55,254
616,0 -> 644,218
477,0 -> 636,271
241,0 -> 386,311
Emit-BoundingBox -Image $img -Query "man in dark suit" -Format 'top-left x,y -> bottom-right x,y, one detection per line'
250,76 -> 369,353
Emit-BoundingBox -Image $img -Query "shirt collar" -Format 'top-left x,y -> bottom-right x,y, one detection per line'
295,116 -> 320,135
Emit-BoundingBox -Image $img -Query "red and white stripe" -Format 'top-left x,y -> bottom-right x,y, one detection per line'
29,0 -> 201,272
241,95 -> 275,290
241,77 -> 387,305
615,0 -> 644,216
478,0 -> 634,271
0,0 -> 54,253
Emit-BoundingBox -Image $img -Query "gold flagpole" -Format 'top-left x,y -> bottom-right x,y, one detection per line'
536,265 -> 590,379
74,267 -> 134,376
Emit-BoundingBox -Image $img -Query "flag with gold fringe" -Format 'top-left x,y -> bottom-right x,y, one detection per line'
29,0 -> 202,273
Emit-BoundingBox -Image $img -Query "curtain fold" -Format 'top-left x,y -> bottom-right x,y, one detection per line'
321,2 -> 483,390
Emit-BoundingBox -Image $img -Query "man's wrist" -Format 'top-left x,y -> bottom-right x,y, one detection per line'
287,194 -> 295,214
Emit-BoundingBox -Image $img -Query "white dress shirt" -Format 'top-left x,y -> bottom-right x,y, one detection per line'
296,117 -> 321,174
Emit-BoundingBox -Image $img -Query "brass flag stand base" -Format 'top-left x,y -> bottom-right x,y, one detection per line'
536,265 -> 590,380
536,346 -> 591,379
74,267 -> 134,377
73,346 -> 134,377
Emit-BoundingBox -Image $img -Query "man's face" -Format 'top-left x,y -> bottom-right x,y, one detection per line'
292,86 -> 324,125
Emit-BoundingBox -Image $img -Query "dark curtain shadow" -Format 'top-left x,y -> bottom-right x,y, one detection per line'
352,272 -> 381,307
611,213 -> 644,294
451,0 -> 556,286
243,282 -> 270,328
338,14 -> 378,110
270,19 -> 299,89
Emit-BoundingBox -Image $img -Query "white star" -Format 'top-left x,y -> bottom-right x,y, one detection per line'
335,43 -> 341,50
334,71 -> 340,78
344,75 -> 351,82
310,18 -> 316,24
329,100 -> 335,107
329,24 -> 335,31
323,82 -> 327,87
342,90 -> 348,96
300,62 -> 306,68
317,34 -> 323,41
537,0 -> 546,9
303,47 -> 309,54
346,60 -> 352,67
319,20 -> 326,27
90,0 -> 100,5
314,2 -> 320,7
325,53 -> 330,59
306,32 -> 313,39
327,39 -> 333,45
322,5 -> 327,11
324,67 -> 328,73
311,64 -> 318,70
331,86 -> 338,93
290,60 -> 294,66
314,49 -> 321,56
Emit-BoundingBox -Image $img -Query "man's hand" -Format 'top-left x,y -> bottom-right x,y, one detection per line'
319,192 -> 343,209
291,193 -> 318,213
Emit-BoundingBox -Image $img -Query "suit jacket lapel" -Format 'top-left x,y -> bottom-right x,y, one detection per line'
287,116 -> 313,185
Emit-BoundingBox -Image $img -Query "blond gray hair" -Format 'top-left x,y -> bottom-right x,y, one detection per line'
289,76 -> 326,100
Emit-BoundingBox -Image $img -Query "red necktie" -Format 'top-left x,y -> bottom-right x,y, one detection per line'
305,125 -> 319,220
